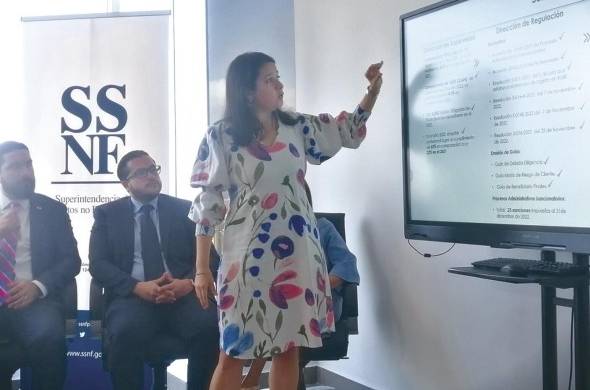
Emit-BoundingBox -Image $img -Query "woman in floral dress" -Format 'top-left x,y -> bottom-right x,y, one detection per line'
190,52 -> 382,390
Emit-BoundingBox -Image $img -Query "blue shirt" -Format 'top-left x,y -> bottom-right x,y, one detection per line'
130,196 -> 170,281
317,217 -> 359,321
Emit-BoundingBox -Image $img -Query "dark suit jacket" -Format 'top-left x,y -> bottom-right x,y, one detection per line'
89,194 -> 216,303
28,193 -> 81,300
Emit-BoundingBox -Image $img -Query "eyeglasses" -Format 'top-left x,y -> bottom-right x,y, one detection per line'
126,165 -> 161,180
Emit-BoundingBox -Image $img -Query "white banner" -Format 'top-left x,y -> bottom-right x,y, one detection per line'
22,12 -> 170,309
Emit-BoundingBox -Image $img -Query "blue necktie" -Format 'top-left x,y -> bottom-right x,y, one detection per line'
140,205 -> 165,281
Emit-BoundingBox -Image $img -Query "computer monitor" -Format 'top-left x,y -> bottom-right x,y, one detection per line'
400,0 -> 590,252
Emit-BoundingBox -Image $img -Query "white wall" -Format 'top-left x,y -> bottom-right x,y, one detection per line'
294,1 -> 574,389
206,0 -> 295,124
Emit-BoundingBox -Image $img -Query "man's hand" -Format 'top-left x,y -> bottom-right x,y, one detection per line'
6,281 -> 41,309
329,275 -> 344,289
0,209 -> 19,238
157,278 -> 193,303
133,273 -> 172,303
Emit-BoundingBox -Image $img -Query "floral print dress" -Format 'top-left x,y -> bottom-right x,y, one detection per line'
188,106 -> 369,359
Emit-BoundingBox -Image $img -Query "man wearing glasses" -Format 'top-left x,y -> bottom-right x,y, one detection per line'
89,150 -> 219,390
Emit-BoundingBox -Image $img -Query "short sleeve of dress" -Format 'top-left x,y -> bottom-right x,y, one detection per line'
188,124 -> 230,236
299,105 -> 370,165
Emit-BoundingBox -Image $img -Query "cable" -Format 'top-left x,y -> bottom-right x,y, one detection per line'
568,306 -> 574,390
407,240 -> 456,258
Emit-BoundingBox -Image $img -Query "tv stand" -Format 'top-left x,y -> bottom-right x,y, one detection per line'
449,250 -> 589,390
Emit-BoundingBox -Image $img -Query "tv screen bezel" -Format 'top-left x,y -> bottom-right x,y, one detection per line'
400,0 -> 590,253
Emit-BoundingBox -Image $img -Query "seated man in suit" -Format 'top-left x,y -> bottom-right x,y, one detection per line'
0,141 -> 81,390
89,150 -> 219,390
240,182 -> 360,390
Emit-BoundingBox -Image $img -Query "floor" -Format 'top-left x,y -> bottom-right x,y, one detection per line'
166,360 -> 337,390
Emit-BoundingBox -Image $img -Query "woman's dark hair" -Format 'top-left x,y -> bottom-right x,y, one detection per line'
224,52 -> 297,146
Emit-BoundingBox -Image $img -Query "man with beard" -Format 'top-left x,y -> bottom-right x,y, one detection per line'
0,141 -> 80,390
89,150 -> 219,390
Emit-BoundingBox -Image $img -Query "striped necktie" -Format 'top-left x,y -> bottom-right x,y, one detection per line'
0,202 -> 20,305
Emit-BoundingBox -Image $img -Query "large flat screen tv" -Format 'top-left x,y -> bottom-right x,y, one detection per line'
401,0 -> 590,252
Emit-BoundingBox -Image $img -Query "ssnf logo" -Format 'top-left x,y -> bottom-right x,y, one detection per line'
60,84 -> 127,176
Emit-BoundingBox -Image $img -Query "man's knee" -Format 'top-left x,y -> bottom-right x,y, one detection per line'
174,296 -> 219,341
189,311 -> 219,344
14,301 -> 64,350
24,322 -> 65,354
106,299 -> 156,348
203,321 -> 220,341
108,317 -> 152,348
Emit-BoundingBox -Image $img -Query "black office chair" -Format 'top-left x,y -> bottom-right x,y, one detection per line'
0,279 -> 78,390
297,212 -> 359,390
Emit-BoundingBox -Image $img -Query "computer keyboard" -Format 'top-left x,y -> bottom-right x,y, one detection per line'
472,258 -> 589,276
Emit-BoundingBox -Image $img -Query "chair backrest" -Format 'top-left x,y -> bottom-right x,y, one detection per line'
315,212 -> 345,241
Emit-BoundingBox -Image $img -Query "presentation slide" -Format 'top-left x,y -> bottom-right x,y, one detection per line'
405,0 -> 590,227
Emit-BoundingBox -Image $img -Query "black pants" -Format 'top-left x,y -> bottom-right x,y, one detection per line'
105,293 -> 219,390
0,299 -> 66,390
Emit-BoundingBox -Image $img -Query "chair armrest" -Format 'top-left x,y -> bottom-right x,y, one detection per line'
59,279 -> 78,339
340,283 -> 359,335
341,283 -> 358,318
61,279 -> 78,320
89,278 -> 106,338
340,283 -> 358,334
89,278 -> 105,322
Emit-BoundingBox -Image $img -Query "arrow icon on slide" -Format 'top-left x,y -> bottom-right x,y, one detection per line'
585,33 -> 590,43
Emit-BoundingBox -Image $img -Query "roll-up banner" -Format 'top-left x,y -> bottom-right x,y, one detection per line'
22,12 -> 171,310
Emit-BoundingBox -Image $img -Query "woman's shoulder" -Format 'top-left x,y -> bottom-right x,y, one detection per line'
206,119 -> 235,145
208,118 -> 229,134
